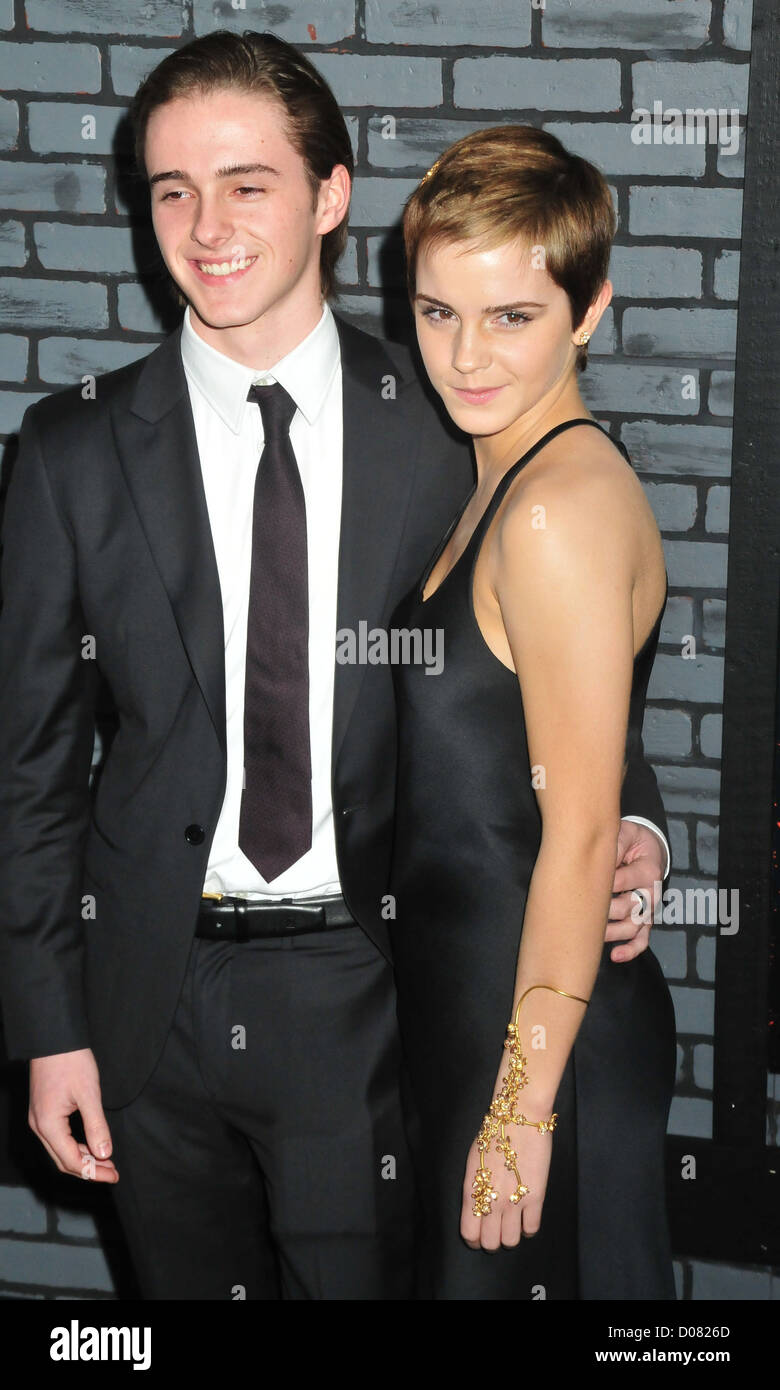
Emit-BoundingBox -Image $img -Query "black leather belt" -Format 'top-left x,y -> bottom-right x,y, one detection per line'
195,893 -> 357,941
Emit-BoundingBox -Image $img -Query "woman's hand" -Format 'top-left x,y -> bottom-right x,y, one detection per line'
460,1120 -> 553,1251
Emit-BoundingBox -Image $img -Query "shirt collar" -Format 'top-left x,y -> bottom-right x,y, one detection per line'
180,301 -> 340,434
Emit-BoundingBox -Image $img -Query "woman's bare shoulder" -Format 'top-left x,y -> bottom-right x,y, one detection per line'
492,422 -> 666,633
499,422 -> 657,554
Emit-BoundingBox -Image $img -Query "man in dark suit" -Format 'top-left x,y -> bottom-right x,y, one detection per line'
0,32 -> 670,1299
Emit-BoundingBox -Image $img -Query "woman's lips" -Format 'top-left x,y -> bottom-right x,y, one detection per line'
451,385 -> 504,404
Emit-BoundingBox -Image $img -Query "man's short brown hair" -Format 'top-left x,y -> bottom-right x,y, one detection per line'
403,125 -> 615,371
129,29 -> 354,301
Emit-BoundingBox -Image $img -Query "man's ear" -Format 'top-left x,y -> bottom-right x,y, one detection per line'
316,164 -> 351,237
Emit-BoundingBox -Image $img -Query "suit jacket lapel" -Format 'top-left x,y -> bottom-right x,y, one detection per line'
331,315 -> 421,764
108,314 -> 421,771
110,322 -> 228,757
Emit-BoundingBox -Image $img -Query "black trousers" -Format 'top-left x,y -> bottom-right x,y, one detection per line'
105,923 -> 416,1299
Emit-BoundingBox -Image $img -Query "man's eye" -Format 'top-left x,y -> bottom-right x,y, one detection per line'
235,186 -> 266,195
160,189 -> 189,201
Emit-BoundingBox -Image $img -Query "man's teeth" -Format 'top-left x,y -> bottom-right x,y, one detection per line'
196,257 -> 256,276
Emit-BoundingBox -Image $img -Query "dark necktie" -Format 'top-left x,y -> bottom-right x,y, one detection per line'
239,382 -> 312,881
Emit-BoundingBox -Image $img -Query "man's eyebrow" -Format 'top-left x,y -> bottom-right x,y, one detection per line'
148,162 -> 281,188
214,162 -> 281,179
415,293 -> 546,313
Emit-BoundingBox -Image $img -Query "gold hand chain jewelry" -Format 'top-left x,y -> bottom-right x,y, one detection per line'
471,984 -> 589,1217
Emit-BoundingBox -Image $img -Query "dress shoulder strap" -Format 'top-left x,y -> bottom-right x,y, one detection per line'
472,417 -> 611,543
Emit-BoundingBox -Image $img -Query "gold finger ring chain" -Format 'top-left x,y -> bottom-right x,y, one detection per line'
471,983 -> 589,1217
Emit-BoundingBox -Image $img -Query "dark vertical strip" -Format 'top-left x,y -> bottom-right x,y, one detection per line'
713,0 -> 780,1146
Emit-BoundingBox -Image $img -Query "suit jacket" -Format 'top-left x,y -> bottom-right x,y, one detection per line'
0,314 -> 670,1108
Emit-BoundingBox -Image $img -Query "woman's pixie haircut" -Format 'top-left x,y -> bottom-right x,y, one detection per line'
403,125 -> 615,371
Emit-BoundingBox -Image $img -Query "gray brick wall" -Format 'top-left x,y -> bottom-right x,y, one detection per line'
0,1181 -> 125,1298
0,0 -> 773,1301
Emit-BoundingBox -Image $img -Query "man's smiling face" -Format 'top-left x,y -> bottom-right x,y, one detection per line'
144,86 -> 347,357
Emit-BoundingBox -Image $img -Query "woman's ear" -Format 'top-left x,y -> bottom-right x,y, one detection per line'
572,279 -> 613,348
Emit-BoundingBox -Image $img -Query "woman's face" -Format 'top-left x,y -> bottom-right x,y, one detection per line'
413,235 -> 606,438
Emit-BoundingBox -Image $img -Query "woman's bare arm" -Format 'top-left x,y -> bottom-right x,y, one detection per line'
460,445 -> 644,1251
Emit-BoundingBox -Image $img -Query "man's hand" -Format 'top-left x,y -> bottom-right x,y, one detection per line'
606,820 -> 666,964
29,1048 -> 118,1183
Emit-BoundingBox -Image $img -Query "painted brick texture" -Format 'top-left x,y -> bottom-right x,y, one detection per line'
0,0 -> 772,1301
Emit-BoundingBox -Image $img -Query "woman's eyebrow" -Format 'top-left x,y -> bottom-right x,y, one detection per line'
415,293 -> 546,312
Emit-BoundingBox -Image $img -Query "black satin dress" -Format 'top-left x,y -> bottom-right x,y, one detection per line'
388,418 -> 677,1301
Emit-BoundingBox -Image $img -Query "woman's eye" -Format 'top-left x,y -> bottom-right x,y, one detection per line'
420,305 -> 454,322
498,311 -> 530,326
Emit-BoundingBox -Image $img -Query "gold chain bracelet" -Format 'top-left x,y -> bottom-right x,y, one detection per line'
471,984 -> 589,1217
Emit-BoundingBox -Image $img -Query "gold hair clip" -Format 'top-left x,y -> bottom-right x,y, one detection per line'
419,157 -> 442,185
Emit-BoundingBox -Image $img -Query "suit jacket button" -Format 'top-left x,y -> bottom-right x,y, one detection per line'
185,824 -> 205,844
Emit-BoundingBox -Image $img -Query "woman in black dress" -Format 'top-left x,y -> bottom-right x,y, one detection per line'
388,127 -> 676,1300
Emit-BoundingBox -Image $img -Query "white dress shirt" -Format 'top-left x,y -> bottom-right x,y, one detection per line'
180,301 -> 343,899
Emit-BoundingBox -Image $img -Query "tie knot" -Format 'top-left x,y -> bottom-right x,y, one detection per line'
247,381 -> 297,440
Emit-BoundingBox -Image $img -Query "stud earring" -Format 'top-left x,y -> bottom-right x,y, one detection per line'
579,330 -> 591,345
